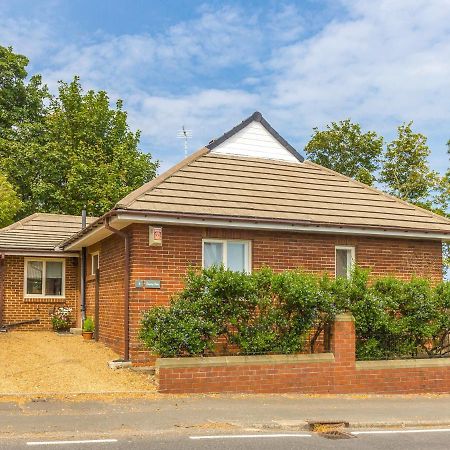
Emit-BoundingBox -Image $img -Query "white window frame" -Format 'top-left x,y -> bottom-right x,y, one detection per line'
335,246 -> 355,279
24,258 -> 66,299
91,251 -> 100,276
202,239 -> 252,273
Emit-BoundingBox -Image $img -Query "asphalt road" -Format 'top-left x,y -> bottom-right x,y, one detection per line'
1,429 -> 450,449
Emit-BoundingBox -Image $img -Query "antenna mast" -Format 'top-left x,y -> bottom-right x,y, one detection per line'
177,126 -> 192,158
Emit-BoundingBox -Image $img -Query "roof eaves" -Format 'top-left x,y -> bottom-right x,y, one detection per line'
115,209 -> 450,236
305,160 -> 450,227
206,111 -> 305,163
59,213 -> 110,249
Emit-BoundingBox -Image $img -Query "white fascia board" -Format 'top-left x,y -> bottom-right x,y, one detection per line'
63,217 -> 130,251
116,212 -> 450,242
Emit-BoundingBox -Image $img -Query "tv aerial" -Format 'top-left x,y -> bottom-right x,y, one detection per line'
177,126 -> 192,158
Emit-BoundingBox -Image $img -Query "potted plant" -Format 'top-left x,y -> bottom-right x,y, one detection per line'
51,306 -> 72,332
82,317 -> 95,340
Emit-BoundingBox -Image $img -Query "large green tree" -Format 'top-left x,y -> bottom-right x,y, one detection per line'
304,119 -> 383,185
0,46 -> 158,218
379,121 -> 439,209
0,172 -> 22,228
0,46 -> 49,212
18,77 -> 158,216
0,46 -> 48,137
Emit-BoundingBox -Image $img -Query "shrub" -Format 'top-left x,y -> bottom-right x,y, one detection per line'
139,266 -> 450,360
51,306 -> 72,331
140,267 -> 342,357
351,276 -> 450,359
83,317 -> 95,332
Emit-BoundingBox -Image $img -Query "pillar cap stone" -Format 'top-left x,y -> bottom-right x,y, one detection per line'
334,312 -> 355,322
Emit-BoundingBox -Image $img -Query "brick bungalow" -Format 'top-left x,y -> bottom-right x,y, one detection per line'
1,112 -> 450,363
0,214 -> 95,330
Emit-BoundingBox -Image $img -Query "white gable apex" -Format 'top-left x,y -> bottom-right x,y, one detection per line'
210,120 -> 300,163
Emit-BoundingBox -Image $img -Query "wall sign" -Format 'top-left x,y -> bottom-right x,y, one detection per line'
145,279 -> 161,289
149,226 -> 163,246
135,279 -> 161,289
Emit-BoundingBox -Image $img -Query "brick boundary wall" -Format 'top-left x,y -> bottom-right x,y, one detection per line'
156,313 -> 450,394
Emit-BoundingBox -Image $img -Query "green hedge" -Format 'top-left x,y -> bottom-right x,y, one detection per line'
139,267 -> 450,360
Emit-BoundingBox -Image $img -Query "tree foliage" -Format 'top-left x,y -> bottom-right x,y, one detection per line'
379,121 -> 439,207
0,46 -> 48,136
0,172 -> 22,228
0,46 -> 158,218
304,119 -> 383,185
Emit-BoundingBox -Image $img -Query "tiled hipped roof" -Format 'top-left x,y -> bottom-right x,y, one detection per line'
116,151 -> 450,234
0,213 -> 96,252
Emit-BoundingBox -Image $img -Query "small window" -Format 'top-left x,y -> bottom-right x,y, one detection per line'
91,252 -> 99,275
335,246 -> 355,279
25,259 -> 64,297
203,239 -> 251,272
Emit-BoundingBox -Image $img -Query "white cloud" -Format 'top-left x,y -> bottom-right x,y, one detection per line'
1,0 -> 449,171
264,0 -> 450,162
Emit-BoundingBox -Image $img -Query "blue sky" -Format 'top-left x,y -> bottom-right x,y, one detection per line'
1,0 -> 449,173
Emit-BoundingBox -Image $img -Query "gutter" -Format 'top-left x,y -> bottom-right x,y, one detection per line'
62,208 -> 450,250
115,210 -> 450,241
104,217 -> 130,362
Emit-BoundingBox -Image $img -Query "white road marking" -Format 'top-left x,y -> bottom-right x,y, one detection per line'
352,429 -> 450,435
26,439 -> 118,446
190,433 -> 312,440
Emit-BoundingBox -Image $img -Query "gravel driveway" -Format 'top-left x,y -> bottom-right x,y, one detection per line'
0,331 -> 155,395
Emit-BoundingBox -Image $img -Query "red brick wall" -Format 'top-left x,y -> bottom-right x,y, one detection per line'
1,255 -> 79,330
157,315 -> 450,394
85,233 -> 125,356
126,224 -> 442,362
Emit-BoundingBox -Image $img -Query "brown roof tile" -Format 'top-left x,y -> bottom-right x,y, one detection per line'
0,213 -> 97,252
116,152 -> 450,234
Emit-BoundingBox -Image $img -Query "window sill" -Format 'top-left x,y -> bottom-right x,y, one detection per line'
24,296 -> 66,303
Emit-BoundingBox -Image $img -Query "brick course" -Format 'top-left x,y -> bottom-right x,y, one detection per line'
157,314 -> 450,394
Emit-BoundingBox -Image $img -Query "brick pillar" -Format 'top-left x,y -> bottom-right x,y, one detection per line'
331,313 -> 356,392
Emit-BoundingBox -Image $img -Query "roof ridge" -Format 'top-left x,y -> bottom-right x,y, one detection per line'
304,160 -> 450,226
116,147 -> 210,208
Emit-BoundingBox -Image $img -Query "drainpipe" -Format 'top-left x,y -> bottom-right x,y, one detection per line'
80,209 -> 87,323
104,217 -> 130,362
0,253 -> 5,328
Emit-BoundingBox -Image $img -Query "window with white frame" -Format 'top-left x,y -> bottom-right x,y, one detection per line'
91,252 -> 99,275
25,259 -> 65,297
335,246 -> 355,279
203,239 -> 251,272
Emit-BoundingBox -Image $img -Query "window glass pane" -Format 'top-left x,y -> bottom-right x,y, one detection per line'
227,242 -> 246,272
336,249 -> 350,278
204,242 -> 223,268
45,261 -> 63,296
27,261 -> 43,295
